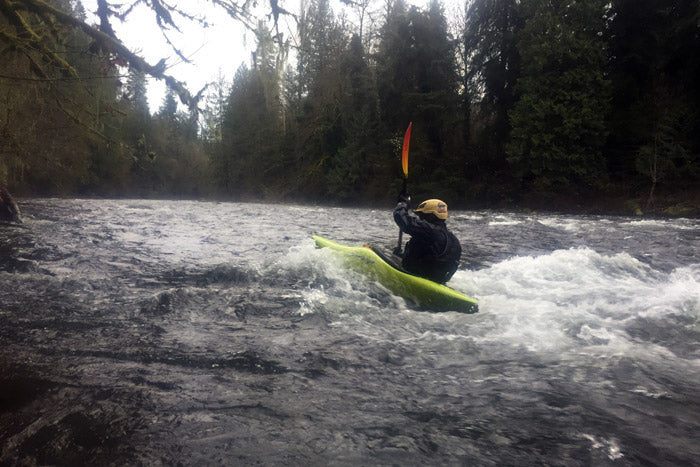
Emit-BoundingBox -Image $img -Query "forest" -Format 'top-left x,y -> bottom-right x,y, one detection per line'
1,0 -> 699,215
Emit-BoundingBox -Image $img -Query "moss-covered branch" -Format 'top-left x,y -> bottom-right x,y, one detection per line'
4,0 -> 193,106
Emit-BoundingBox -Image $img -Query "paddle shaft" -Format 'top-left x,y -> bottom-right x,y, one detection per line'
396,122 -> 412,254
397,178 -> 407,252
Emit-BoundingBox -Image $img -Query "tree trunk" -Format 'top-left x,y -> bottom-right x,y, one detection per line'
645,136 -> 658,209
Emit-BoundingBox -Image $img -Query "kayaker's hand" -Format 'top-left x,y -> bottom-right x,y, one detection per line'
397,190 -> 410,204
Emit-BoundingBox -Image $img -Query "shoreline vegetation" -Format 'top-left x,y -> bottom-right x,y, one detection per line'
1,1 -> 698,221
492,187 -> 700,218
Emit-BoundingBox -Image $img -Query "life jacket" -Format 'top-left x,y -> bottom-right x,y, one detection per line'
402,226 -> 461,283
393,202 -> 462,284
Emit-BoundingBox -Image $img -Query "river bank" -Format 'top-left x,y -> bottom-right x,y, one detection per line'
490,186 -> 700,218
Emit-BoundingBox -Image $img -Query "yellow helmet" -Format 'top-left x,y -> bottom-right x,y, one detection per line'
415,199 -> 448,220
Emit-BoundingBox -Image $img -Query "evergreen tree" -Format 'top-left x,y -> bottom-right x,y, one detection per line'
3,0 -> 699,207
217,23 -> 285,197
291,0 -> 349,198
326,33 -> 384,202
606,0 -> 700,196
158,88 -> 179,123
149,91 -> 208,197
82,51 -> 133,195
201,71 -> 231,144
506,0 -> 611,194
375,0 -> 410,131
634,93 -> 696,207
463,0 -> 523,175
119,70 -> 157,195
375,0 -> 461,198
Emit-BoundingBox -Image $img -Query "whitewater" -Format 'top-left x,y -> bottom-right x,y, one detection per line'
1,198 -> 698,465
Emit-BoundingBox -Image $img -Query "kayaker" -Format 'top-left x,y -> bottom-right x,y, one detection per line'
393,194 -> 462,284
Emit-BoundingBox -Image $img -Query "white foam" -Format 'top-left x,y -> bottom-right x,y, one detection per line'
276,237 -> 699,364
580,434 -> 624,460
488,220 -> 522,226
448,247 -> 698,358
536,217 -> 586,232
630,386 -> 671,399
623,219 -> 697,230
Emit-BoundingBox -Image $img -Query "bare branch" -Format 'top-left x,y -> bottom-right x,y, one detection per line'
2,0 -> 296,110
7,0 -> 195,107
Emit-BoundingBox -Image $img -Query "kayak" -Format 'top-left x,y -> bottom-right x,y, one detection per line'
313,235 -> 478,313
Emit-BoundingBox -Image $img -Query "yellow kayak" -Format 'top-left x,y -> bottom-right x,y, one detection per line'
313,235 -> 478,313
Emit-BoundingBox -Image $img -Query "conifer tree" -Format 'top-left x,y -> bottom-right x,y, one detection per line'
463,0 -> 523,172
606,0 -> 700,196
217,23 -> 285,197
375,0 -> 461,196
326,33 -> 384,201
291,0 -> 349,197
506,0 -> 611,194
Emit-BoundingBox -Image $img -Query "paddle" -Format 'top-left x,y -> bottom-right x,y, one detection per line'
396,122 -> 413,254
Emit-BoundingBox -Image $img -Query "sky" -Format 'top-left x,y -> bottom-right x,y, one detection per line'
84,0 -> 256,112
82,0 -> 456,113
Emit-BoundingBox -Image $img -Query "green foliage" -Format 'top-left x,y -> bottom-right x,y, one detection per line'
506,0 -> 611,193
635,95 -> 697,205
325,34 -> 383,202
2,0 -> 699,208
606,0 -> 700,192
200,72 -> 230,144
214,23 -> 286,198
463,0 -> 523,162
374,0 -> 463,195
0,0 -> 117,194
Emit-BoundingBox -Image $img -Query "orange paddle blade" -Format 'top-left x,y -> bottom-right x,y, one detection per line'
401,122 -> 412,178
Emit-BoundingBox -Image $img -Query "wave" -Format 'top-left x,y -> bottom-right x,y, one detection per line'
451,248 -> 699,358
288,240 -> 699,362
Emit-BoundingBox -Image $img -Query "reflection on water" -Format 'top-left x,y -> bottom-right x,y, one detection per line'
1,199 -> 699,465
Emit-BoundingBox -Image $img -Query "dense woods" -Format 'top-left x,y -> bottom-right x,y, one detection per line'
1,0 -> 699,213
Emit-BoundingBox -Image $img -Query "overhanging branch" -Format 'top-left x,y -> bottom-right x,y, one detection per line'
8,0 -> 195,107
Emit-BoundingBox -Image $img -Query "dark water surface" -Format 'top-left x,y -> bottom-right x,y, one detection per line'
1,199 -> 699,465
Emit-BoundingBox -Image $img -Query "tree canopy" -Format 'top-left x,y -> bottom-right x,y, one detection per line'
2,0 -> 699,213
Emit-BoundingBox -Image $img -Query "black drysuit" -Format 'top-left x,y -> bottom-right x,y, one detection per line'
393,201 -> 462,284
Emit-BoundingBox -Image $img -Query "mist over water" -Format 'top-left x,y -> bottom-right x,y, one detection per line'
1,199 -> 699,465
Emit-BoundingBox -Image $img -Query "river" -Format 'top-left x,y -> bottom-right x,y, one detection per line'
1,198 -> 698,465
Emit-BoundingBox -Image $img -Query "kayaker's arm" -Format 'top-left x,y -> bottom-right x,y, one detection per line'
393,201 -> 433,240
393,201 -> 411,231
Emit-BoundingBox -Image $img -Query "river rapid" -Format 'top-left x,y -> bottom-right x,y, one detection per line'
1,198 -> 698,465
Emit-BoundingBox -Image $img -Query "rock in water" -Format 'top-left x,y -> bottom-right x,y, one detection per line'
0,185 -> 21,223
